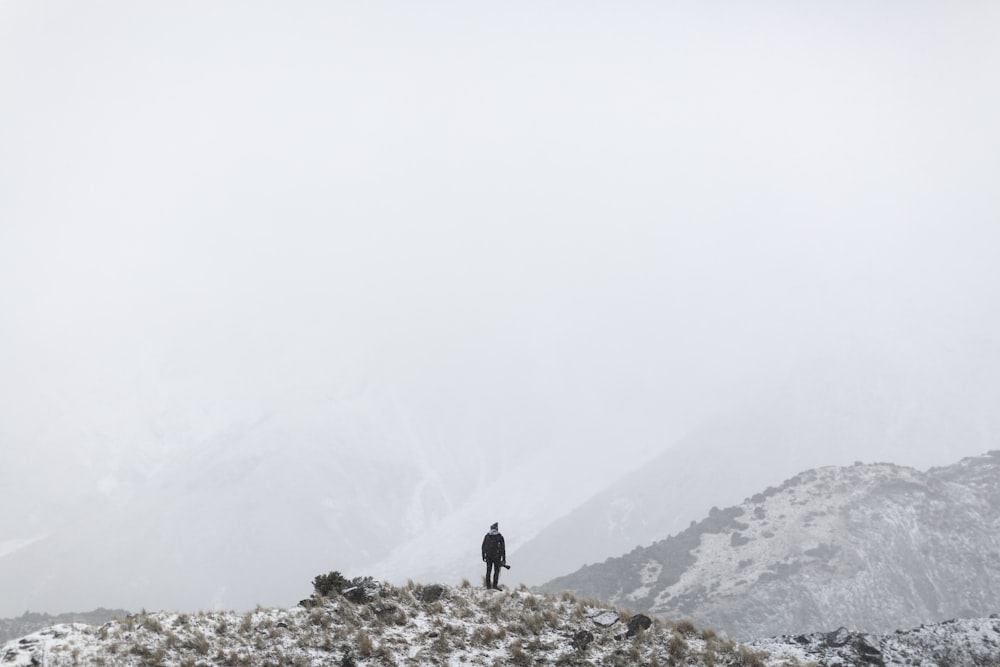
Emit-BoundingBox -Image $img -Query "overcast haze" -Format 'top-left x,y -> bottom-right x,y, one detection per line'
2,1 -> 1000,615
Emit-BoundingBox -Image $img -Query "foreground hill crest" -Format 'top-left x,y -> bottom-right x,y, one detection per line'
2,581 -> 787,667
5,580 -> 1000,666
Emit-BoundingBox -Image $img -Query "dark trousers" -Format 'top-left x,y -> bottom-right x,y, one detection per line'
485,559 -> 502,588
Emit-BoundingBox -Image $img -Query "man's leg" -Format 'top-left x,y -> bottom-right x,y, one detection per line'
485,560 -> 495,588
491,560 -> 500,589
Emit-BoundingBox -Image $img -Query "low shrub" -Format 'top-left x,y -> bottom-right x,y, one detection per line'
313,571 -> 349,598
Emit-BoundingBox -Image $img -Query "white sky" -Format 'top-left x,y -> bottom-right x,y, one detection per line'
1,0 -> 1000,613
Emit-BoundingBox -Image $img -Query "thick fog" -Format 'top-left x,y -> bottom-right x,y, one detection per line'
2,1 -> 999,616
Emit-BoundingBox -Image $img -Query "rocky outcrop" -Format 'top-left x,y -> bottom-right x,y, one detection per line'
753,616 -> 1000,667
417,584 -> 447,603
341,576 -> 382,604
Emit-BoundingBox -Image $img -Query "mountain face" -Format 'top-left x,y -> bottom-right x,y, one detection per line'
539,451 -> 1000,641
512,343 -> 1000,587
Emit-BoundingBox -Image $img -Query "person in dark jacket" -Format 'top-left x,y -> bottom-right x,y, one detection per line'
481,522 -> 506,589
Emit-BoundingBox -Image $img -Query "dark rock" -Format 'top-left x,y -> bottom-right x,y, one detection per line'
298,598 -> 317,608
804,627 -> 885,666
418,584 -> 447,603
823,627 -> 852,647
570,630 -> 594,649
614,614 -> 654,640
626,614 -> 652,637
342,576 -> 382,603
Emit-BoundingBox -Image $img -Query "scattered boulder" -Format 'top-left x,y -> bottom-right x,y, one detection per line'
614,614 -> 653,640
789,627 -> 885,666
372,603 -> 398,616
418,584 -> 447,603
570,629 -> 594,649
626,614 -> 652,637
587,610 -> 620,628
342,576 -> 382,603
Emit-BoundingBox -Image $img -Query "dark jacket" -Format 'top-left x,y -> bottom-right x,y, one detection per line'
482,531 -> 505,562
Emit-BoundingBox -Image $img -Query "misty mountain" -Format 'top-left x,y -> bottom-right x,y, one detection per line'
0,383 -> 484,616
512,341 -> 1000,585
539,451 -> 1000,640
0,376 -> 653,617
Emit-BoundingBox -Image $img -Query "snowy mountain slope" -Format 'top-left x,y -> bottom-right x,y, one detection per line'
514,343 -> 1000,585
539,451 -> 1000,640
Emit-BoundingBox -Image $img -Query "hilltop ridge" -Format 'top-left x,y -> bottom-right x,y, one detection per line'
1,580 -> 786,667
5,578 -> 1000,666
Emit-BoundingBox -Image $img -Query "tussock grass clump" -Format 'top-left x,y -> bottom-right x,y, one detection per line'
669,629 -> 689,661
674,617 -> 699,637
355,630 -> 374,658
508,640 -> 533,666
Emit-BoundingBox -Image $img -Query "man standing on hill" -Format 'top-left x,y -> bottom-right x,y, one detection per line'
481,522 -> 506,589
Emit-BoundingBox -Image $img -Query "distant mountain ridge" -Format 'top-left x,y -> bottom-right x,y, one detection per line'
539,451 -> 1000,640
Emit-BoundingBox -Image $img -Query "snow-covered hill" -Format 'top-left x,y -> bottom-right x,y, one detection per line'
540,451 -> 1000,640
0,580 -> 792,667
514,343 -> 1000,586
4,579 -> 1000,666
